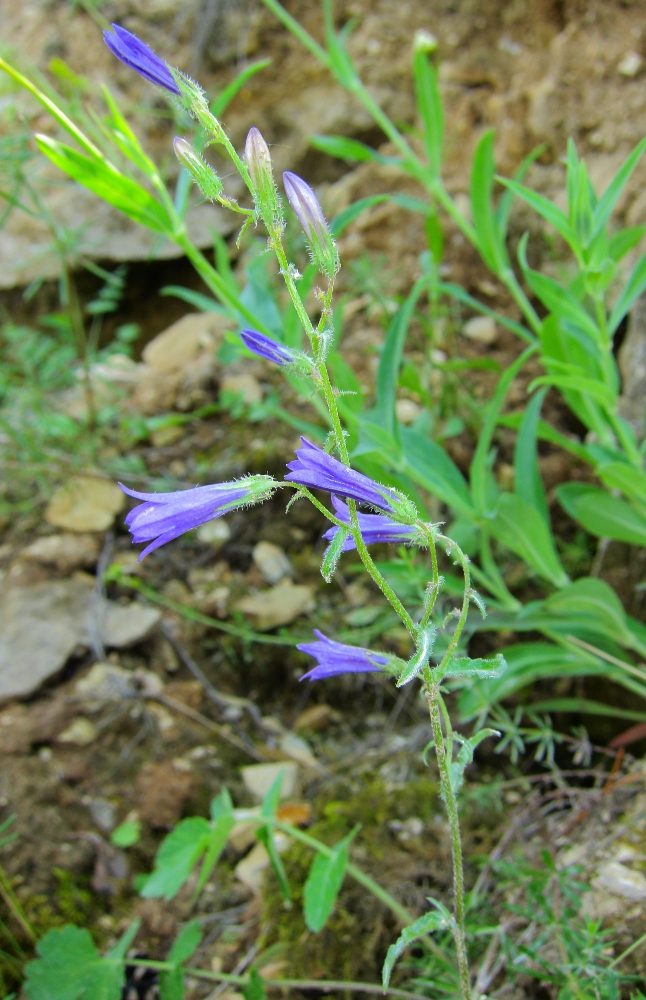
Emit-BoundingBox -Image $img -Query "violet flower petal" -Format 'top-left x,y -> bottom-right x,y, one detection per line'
240,329 -> 296,366
297,629 -> 389,681
323,496 -> 416,553
119,482 -> 248,560
103,24 -> 180,94
285,438 -> 400,514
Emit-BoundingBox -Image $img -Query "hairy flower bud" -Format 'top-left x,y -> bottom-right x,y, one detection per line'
283,171 -> 340,280
173,137 -> 223,201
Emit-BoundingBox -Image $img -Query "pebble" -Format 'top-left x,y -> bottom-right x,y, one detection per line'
75,662 -> 137,704
58,717 -> 99,746
252,541 -> 293,584
87,798 -> 117,831
462,316 -> 498,344
197,518 -> 231,547
241,761 -> 299,801
220,373 -> 263,406
22,533 -> 100,572
593,861 -> 646,900
142,313 -> 219,375
618,52 -> 642,77
395,399 -> 422,425
236,578 -> 315,630
45,476 -> 125,532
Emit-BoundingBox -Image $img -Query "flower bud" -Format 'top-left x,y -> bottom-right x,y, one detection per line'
283,171 -> 340,280
173,137 -> 223,202
414,29 -> 438,54
245,127 -> 282,230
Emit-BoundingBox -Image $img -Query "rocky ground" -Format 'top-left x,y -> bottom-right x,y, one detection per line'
2,0 -> 646,995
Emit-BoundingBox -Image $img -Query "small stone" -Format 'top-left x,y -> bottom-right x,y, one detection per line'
75,663 -> 137,704
136,760 -> 197,829
88,798 -> 117,831
236,578 -> 315,630
252,541 -> 293,584
395,399 -> 422,425
22,533 -> 100,572
142,313 -> 220,375
45,476 -> 125,532
241,761 -> 299,801
130,368 -> 179,415
235,833 -> 289,892
294,704 -> 338,731
220,373 -> 262,405
197,518 -> 231,546
58,717 -> 99,746
462,316 -> 498,344
593,861 -> 646,900
618,52 -> 643,77
229,816 -> 260,853
100,603 -> 161,648
279,732 -> 320,769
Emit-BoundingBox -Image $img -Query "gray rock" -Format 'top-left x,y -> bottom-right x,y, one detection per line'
252,541 -> 293,584
0,579 -> 161,701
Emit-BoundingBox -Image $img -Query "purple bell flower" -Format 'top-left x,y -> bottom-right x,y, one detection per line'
323,496 -> 417,554
297,630 -> 391,681
241,329 -> 297,366
285,438 -> 408,518
120,476 -> 275,560
103,24 -> 180,95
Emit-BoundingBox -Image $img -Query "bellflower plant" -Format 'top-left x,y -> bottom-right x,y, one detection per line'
105,31 -> 505,1000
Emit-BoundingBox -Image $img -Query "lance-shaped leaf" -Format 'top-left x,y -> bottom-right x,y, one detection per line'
449,729 -> 500,794
397,625 -> 437,687
443,653 -> 507,680
303,826 -> 359,932
257,771 -> 292,903
159,920 -> 203,1000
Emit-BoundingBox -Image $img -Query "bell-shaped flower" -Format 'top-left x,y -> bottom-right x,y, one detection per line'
323,496 -> 418,554
103,24 -> 180,94
297,630 -> 402,681
240,329 -> 298,366
120,476 -> 276,560
285,438 -> 417,523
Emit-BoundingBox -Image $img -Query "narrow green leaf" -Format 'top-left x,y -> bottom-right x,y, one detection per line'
160,286 -> 229,314
470,131 -> 507,275
256,825 -> 292,903
514,389 -> 549,522
374,278 -> 426,440
608,226 -> 646,263
401,428 -> 474,517
542,577 -> 632,647
195,801 -> 235,898
242,969 -> 268,1000
109,919 -> 141,961
35,135 -> 171,235
517,240 -> 600,340
609,252 -> 646,333
491,493 -> 568,587
303,828 -> 358,932
444,654 -> 507,679
211,59 -> 272,118
496,144 -> 546,240
310,134 -> 385,163
397,625 -> 437,687
413,49 -> 443,176
498,178 -> 574,246
382,906 -> 452,989
557,483 -> 646,546
592,135 -> 646,239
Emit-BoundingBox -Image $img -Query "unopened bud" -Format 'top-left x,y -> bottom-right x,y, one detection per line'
320,526 -> 350,583
173,137 -> 223,201
414,29 -> 438,54
245,127 -> 282,230
283,171 -> 340,280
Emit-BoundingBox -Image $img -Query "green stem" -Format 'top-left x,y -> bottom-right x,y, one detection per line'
423,682 -> 471,1000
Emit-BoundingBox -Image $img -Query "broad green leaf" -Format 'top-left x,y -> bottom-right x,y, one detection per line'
491,493 -> 568,587
382,905 -> 452,989
35,135 -> 171,235
401,428 -> 474,517
542,577 -> 632,647
609,252 -> 646,333
110,820 -> 141,848
597,462 -> 646,507
514,389 -> 549,522
498,178 -> 574,246
142,817 -> 210,900
471,131 -> 507,275
413,49 -> 443,176
169,921 -> 203,964
557,483 -> 646,546
444,653 -> 507,679
592,135 -> 646,240
457,642 -> 606,719
159,966 -> 184,1000
303,828 -> 357,932
24,925 -> 124,1000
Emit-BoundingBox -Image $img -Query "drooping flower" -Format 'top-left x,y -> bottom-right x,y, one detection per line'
119,476 -> 276,560
103,24 -> 180,94
283,171 -> 339,279
240,329 -> 297,366
297,630 -> 400,681
285,438 -> 417,523
323,496 -> 417,554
